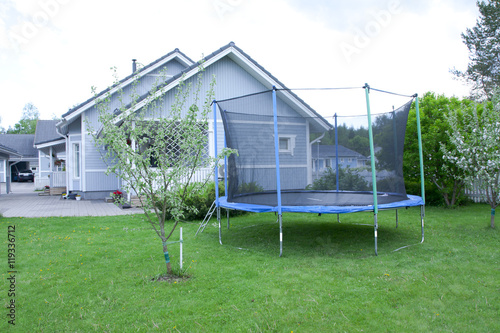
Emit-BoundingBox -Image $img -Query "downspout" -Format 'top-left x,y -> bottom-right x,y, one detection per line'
310,132 -> 325,177
56,119 -> 69,193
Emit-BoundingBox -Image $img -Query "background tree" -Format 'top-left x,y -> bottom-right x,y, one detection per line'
0,115 -> 5,134
312,124 -> 370,156
404,92 -> 472,206
89,67 -> 233,275
442,93 -> 500,228
451,0 -> 500,100
7,102 -> 40,134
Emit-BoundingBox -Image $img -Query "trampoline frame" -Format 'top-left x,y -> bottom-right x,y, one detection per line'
211,84 -> 426,256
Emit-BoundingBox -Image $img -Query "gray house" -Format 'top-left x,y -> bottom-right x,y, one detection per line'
312,144 -> 369,175
55,42 -> 331,199
34,120 -> 66,189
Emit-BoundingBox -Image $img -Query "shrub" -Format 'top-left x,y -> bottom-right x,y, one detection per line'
160,181 -> 248,221
403,181 -> 472,206
308,167 -> 370,191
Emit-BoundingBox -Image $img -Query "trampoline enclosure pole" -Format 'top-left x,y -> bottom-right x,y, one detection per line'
213,100 -> 222,245
415,95 -> 426,205
415,95 -> 425,244
335,113 -> 339,192
272,87 -> 283,256
364,83 -> 379,255
213,101 -> 219,207
224,134 -> 230,229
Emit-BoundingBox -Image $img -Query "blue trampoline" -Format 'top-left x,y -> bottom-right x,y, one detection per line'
206,85 -> 425,256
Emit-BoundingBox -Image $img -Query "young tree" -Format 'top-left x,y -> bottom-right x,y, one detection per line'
89,66 -> 234,274
442,93 -> 500,228
7,102 -> 40,134
451,0 -> 500,100
404,92 -> 471,206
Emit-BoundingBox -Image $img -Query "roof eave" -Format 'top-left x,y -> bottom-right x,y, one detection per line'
62,50 -> 194,124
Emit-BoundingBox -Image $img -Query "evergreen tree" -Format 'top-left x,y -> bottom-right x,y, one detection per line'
452,0 -> 500,100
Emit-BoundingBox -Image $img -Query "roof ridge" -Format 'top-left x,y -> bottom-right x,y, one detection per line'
61,48 -> 193,118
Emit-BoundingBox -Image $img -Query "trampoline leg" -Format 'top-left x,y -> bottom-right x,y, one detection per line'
337,213 -> 340,223
420,206 -> 425,243
227,209 -> 230,230
395,209 -> 399,228
374,213 -> 378,256
218,207 -> 222,245
279,214 -> 283,257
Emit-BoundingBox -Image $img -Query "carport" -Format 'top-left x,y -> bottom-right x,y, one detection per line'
0,143 -> 22,195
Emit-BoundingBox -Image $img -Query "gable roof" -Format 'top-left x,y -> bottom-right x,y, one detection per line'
34,120 -> 64,146
120,42 -> 332,131
58,47 -> 194,125
0,143 -> 21,158
0,134 -> 38,158
317,145 -> 368,159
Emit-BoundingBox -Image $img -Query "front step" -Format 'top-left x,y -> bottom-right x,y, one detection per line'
130,196 -> 144,208
50,187 -> 66,196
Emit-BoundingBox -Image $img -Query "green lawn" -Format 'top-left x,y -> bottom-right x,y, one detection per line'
1,204 -> 498,332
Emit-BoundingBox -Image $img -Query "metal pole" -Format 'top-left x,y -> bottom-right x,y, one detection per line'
272,87 -> 283,257
364,83 -> 379,256
415,95 -> 425,244
392,107 -> 398,172
213,100 -> 219,207
180,227 -> 183,270
224,132 -> 230,230
396,209 -> 399,228
213,101 -> 222,245
420,205 -> 425,243
279,214 -> 283,257
335,113 -> 339,192
415,95 -> 425,205
218,207 -> 222,245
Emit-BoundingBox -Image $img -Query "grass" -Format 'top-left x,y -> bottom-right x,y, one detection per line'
0,204 -> 498,332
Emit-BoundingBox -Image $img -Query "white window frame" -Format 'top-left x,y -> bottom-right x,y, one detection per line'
277,135 -> 296,155
73,143 -> 80,179
325,159 -> 331,168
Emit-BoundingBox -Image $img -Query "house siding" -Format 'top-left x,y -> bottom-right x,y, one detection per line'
85,171 -> 119,191
0,158 -> 5,182
80,59 -> 189,195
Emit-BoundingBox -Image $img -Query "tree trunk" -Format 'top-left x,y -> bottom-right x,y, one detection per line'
163,243 -> 172,274
491,209 -> 495,229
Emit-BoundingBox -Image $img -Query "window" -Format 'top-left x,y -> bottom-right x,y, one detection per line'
279,138 -> 289,151
278,135 -> 296,155
325,159 -> 331,168
73,143 -> 80,179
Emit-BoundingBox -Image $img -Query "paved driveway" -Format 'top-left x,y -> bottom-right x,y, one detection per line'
0,183 -> 143,218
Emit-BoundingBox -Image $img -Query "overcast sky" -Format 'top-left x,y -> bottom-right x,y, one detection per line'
0,0 -> 478,129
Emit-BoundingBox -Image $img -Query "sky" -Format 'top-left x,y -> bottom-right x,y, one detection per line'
0,0 -> 479,129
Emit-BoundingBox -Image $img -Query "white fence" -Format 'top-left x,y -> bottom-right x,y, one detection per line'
464,180 -> 487,203
50,172 -> 67,188
187,168 -> 213,183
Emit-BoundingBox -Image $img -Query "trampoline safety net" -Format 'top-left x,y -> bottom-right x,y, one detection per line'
217,89 -> 413,208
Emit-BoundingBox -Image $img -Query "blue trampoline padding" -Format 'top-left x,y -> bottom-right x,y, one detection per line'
218,194 -> 424,214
